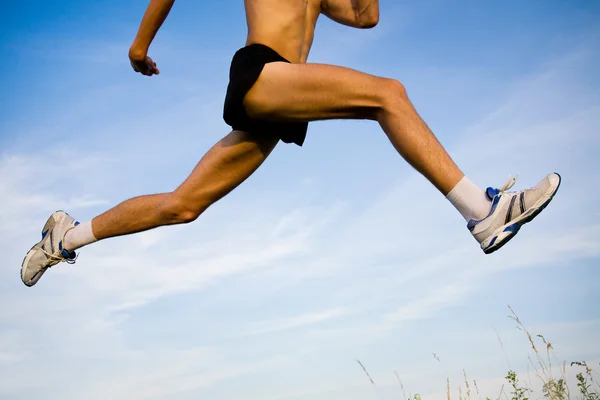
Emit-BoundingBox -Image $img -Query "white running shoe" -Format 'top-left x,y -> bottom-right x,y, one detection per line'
21,211 -> 79,287
469,173 -> 561,254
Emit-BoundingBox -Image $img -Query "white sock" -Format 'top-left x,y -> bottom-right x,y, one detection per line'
64,221 -> 98,252
446,176 -> 491,222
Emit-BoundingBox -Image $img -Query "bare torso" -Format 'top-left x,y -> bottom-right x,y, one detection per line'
244,0 -> 323,63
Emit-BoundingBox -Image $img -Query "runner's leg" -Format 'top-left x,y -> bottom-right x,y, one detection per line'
65,130 -> 279,250
244,62 -> 463,195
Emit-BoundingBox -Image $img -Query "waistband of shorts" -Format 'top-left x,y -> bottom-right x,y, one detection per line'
236,42 -> 291,63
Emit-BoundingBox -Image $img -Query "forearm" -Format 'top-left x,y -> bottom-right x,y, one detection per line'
129,0 -> 175,58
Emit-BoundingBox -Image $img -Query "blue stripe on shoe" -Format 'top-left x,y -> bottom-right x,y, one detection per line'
486,187 -> 500,201
503,223 -> 519,233
505,195 -> 517,224
61,249 -> 75,259
519,192 -> 525,214
467,194 -> 501,231
42,229 -> 49,239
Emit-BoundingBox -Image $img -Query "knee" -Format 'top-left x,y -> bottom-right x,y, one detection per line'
379,78 -> 409,110
159,195 -> 205,225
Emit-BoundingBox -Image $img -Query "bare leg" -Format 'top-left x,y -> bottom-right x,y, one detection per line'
91,130 -> 279,240
244,63 -> 464,195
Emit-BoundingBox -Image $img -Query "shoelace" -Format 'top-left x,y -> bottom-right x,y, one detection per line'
41,248 -> 77,266
499,173 -> 519,193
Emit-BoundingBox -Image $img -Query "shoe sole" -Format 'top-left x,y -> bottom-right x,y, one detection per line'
482,173 -> 562,255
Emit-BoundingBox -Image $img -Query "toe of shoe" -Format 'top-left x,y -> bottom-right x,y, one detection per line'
22,267 -> 46,287
21,250 -> 46,286
548,172 -> 561,188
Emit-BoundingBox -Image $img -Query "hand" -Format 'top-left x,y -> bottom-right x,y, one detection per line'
129,52 -> 160,76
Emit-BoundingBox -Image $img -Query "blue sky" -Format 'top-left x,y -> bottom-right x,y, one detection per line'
1,0 -> 599,399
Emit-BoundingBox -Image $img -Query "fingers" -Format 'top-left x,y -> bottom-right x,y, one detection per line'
130,57 -> 160,76
142,65 -> 159,76
140,68 -> 154,77
145,57 -> 159,76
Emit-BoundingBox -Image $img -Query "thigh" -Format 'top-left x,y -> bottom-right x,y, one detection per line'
243,62 -> 387,122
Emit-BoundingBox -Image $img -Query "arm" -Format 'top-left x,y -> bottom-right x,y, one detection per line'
321,0 -> 379,29
128,0 -> 176,76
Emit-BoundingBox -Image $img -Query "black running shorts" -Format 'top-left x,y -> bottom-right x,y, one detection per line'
223,43 -> 308,147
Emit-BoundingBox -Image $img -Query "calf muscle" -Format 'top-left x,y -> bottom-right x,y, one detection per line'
91,130 -> 279,240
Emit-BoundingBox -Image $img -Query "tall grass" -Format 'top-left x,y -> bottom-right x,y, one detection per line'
357,306 -> 599,400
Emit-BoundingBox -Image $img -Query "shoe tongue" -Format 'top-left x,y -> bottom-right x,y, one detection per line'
486,187 -> 500,200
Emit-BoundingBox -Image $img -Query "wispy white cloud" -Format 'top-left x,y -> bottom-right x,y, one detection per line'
1,12 -> 599,400
241,307 -> 350,336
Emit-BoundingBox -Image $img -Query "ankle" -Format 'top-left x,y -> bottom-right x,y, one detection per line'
447,176 -> 491,222
63,221 -> 98,252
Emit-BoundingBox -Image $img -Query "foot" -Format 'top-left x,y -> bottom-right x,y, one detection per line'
20,210 -> 79,287
468,173 -> 561,254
